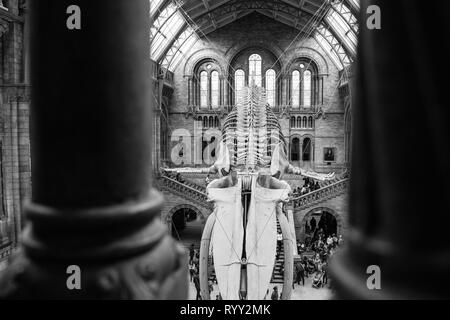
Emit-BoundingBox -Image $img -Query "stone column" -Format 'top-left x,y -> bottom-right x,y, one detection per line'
317,75 -> 324,106
281,76 -> 287,106
187,76 -> 193,106
286,205 -> 298,256
0,0 -> 187,299
330,0 -> 450,299
223,75 -> 229,107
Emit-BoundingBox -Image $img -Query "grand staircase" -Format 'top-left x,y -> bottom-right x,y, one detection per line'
157,173 -> 212,210
271,218 -> 284,283
158,171 -> 349,284
291,177 -> 350,210
159,171 -> 349,212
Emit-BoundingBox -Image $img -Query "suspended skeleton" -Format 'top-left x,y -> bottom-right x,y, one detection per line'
165,85 -> 334,300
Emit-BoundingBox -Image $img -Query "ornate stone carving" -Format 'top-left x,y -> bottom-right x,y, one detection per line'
158,175 -> 212,210
314,105 -> 326,120
0,17 -> 9,36
185,105 -> 198,119
0,192 -> 189,299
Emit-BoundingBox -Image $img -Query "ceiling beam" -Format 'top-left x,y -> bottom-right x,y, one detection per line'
190,0 -> 231,20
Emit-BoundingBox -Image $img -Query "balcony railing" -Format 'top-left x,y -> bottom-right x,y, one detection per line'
290,178 -> 349,210
151,60 -> 174,87
186,105 -> 323,115
157,174 -> 212,210
273,105 -> 323,114
186,105 -> 234,114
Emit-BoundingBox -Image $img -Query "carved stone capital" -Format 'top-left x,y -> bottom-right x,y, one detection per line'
0,190 -> 189,299
0,17 -> 9,36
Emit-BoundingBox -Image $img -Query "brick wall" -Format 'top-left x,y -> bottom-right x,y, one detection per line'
0,1 -> 29,246
165,13 -> 347,173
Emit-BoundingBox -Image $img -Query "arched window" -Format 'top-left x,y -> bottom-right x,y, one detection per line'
214,116 -> 219,128
195,61 -> 223,108
291,138 -> 300,161
303,70 -> 312,107
202,117 -> 208,128
235,69 -> 246,104
297,117 -> 302,128
265,69 -> 276,106
302,138 -> 311,161
290,117 -> 295,128
211,71 -> 220,108
292,70 -> 300,108
249,54 -> 262,87
200,71 -> 208,108
290,61 -> 317,107
209,116 -> 214,128
308,116 -> 313,128
303,116 -> 307,128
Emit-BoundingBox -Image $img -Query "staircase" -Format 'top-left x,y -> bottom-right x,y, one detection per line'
157,174 -> 212,210
0,241 -> 13,271
159,172 -> 349,284
269,177 -> 350,284
290,178 -> 350,210
271,218 -> 284,284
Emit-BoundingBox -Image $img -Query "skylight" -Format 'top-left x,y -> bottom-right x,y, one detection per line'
161,26 -> 199,72
150,2 -> 186,61
150,0 -> 165,17
325,2 -> 358,56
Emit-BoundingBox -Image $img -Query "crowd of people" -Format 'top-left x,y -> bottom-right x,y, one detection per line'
293,230 -> 344,291
188,244 -> 202,300
292,177 -> 321,197
188,244 -> 220,300
162,170 -> 186,183
189,230 -> 344,300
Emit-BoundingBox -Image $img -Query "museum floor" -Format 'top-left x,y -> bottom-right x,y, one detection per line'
188,275 -> 333,300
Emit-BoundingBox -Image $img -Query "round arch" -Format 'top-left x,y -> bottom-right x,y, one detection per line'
300,133 -> 315,162
228,45 -> 282,104
283,46 -> 329,75
225,40 -> 285,71
166,204 -> 206,233
299,207 -> 344,239
289,134 -> 302,162
183,48 -> 228,77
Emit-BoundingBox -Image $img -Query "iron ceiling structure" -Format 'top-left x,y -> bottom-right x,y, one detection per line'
150,0 -> 360,72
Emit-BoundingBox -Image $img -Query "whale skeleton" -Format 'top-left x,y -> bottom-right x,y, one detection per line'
164,86 -> 335,300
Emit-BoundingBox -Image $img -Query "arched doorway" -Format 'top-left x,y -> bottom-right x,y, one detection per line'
302,137 -> 311,162
317,211 -> 338,238
291,137 -> 300,162
170,207 -> 205,250
300,208 -> 342,244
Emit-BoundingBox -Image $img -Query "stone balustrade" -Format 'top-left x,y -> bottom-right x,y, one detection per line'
290,178 -> 349,210
158,175 -> 212,209
159,172 -> 349,212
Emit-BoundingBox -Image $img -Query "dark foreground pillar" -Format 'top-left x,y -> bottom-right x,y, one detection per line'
0,0 -> 187,299
330,0 -> 450,299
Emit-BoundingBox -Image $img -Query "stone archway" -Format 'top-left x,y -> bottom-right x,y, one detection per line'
297,207 -> 344,242
166,204 -> 206,233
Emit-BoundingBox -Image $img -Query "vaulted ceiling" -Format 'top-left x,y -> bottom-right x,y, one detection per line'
151,0 -> 360,72
182,0 -> 330,35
